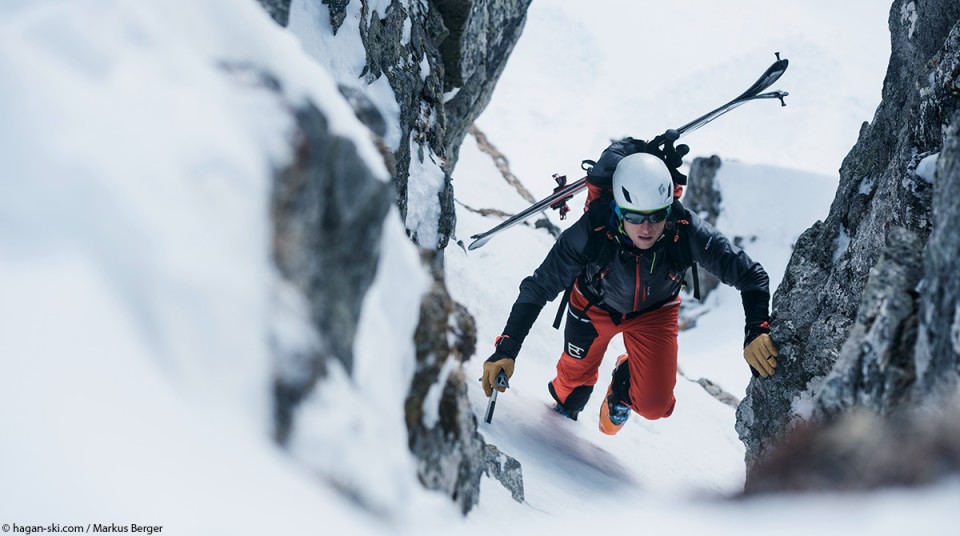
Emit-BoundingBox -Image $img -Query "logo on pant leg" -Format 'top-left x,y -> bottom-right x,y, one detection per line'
567,342 -> 585,359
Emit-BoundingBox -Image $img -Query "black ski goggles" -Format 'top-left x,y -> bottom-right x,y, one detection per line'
616,205 -> 670,225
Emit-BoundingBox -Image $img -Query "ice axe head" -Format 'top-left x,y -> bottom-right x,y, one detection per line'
495,369 -> 509,390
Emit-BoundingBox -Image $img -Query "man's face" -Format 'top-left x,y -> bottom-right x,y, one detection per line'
620,208 -> 669,250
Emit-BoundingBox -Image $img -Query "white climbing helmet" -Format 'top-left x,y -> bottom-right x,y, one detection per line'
612,153 -> 674,212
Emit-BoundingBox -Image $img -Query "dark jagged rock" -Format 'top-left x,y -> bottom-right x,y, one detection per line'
279,1 -> 531,249
813,227 -> 923,419
684,155 -> 723,227
355,0 -> 532,247
322,0 -> 351,33
696,378 -> 740,409
435,0 -> 534,168
915,114 -> 960,398
257,0 -> 290,27
271,102 -> 393,442
737,0 -> 960,487
360,1 -> 449,248
337,84 -> 389,139
682,155 -> 723,302
405,253 -> 525,513
484,444 -> 524,503
405,252 -> 487,514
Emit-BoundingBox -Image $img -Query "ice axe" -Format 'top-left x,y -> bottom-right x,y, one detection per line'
484,370 -> 510,424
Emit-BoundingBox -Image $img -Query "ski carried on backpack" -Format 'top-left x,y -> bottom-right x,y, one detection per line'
467,53 -> 789,251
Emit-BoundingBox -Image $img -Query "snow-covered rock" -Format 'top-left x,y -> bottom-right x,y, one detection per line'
737,0 -> 960,488
280,0 -> 533,512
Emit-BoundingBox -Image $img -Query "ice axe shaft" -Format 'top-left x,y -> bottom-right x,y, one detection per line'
484,370 -> 510,424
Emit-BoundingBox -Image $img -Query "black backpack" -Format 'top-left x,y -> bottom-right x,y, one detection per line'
584,136 -> 688,195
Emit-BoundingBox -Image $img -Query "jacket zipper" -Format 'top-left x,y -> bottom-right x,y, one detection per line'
634,257 -> 642,310
646,252 -> 656,303
634,251 -> 659,310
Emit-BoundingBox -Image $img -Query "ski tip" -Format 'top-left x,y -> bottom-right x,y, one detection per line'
468,235 -> 492,250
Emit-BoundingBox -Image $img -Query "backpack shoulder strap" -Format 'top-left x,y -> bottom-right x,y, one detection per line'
668,199 -> 701,300
584,200 -> 615,261
552,203 -> 617,329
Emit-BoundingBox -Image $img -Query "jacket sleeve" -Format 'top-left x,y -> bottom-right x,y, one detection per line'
685,210 -> 771,343
495,215 -> 592,356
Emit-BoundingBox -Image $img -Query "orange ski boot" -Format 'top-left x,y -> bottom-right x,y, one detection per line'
599,354 -> 631,435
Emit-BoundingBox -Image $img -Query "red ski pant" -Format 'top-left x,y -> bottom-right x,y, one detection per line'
549,283 -> 678,420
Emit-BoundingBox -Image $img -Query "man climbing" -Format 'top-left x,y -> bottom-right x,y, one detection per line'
480,151 -> 779,435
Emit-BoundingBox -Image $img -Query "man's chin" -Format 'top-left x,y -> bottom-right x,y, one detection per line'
633,238 -> 655,250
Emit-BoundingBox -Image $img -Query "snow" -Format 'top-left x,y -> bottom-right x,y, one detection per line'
444,87 -> 461,103
288,0 -> 366,79
902,1 -> 919,40
422,356 -> 459,428
289,214 -> 431,519
405,139 -> 448,248
419,53 -> 431,81
366,74 -> 403,150
835,225 -> 852,263
916,152 -> 939,183
366,0 -> 398,23
791,376 -> 826,421
952,303 -> 960,357
3,0 -> 960,535
401,16 -> 412,46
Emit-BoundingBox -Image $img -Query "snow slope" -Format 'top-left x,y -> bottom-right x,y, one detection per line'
3,0 -> 960,535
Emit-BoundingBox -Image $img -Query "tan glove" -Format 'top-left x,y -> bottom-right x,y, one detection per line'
744,333 -> 779,378
481,357 -> 515,397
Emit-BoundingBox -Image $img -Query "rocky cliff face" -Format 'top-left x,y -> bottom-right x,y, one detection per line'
258,0 -> 530,513
271,100 -> 394,443
267,0 -> 530,249
737,0 -> 960,490
405,252 -> 483,513
405,253 -> 523,513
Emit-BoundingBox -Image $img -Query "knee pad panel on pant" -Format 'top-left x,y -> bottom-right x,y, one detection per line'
563,307 -> 598,360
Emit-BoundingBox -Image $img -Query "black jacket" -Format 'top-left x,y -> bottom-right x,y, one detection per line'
495,204 -> 770,358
